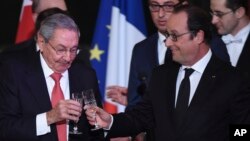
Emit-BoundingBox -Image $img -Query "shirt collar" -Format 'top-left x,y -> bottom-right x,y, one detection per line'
158,32 -> 166,43
36,43 -> 40,52
222,22 -> 250,44
40,52 -> 68,79
181,49 -> 212,74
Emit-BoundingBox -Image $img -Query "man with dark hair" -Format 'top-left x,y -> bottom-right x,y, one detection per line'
106,1 -> 228,140
107,1 -> 187,140
85,5 -> 249,141
31,0 -> 67,22
210,0 -> 250,82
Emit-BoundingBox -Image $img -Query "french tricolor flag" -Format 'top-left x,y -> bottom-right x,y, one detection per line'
90,0 -> 147,113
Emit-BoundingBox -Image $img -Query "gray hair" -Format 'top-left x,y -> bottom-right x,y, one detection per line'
38,13 -> 80,42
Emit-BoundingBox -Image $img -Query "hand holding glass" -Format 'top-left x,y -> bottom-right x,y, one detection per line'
69,92 -> 83,134
83,89 -> 101,131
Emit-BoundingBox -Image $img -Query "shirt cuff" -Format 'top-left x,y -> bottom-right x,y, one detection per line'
103,114 -> 113,130
36,113 -> 51,136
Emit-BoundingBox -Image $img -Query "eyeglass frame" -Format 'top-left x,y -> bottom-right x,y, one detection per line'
46,41 -> 78,57
164,31 -> 194,42
149,3 -> 177,12
209,10 -> 233,19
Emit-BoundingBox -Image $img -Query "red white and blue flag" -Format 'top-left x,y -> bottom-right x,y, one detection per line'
90,0 -> 147,113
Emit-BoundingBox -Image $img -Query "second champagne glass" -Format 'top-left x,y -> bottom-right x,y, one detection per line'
69,92 -> 83,134
83,89 -> 102,131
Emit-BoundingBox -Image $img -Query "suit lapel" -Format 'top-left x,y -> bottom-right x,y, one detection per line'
25,51 -> 52,112
167,63 -> 179,112
163,63 -> 180,123
236,34 -> 250,72
189,55 -> 218,108
68,63 -> 87,98
148,33 -> 160,67
68,65 -> 79,99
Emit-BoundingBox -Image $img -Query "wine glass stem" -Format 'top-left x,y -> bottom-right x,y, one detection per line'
73,122 -> 78,131
94,113 -> 99,128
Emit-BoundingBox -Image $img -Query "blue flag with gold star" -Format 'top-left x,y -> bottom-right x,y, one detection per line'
90,0 -> 146,113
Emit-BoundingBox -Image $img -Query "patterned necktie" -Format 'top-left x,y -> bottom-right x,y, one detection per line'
175,68 -> 194,128
51,72 -> 67,141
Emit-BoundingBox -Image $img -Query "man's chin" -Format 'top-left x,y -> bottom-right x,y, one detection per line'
156,25 -> 167,32
57,66 -> 71,73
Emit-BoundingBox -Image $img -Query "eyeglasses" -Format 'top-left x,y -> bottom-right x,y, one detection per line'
165,31 -> 193,42
149,3 -> 176,12
47,41 -> 78,56
210,11 -> 233,19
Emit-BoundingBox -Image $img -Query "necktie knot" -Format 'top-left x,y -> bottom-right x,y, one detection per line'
51,72 -> 62,82
184,68 -> 194,78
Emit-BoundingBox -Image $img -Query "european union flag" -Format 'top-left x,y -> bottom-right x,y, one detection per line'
90,0 -> 147,113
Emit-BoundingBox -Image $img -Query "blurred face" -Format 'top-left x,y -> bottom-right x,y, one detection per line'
33,0 -> 67,21
38,28 -> 79,73
165,11 -> 200,66
149,0 -> 180,33
210,0 -> 239,35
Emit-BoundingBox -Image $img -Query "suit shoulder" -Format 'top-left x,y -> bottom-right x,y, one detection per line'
2,39 -> 35,53
133,33 -> 158,50
0,48 -> 29,64
71,61 -> 96,74
152,62 -> 179,74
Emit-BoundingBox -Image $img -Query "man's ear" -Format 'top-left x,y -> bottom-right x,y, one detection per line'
194,30 -> 205,44
32,13 -> 38,23
235,7 -> 246,19
37,34 -> 44,51
181,1 -> 189,5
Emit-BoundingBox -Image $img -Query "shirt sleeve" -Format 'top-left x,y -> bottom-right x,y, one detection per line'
36,113 -> 51,136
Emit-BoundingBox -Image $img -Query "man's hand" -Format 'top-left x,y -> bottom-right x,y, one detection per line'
84,105 -> 112,129
106,85 -> 128,106
46,100 -> 82,125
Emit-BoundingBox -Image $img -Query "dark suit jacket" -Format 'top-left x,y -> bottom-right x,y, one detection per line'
235,34 -> 250,82
126,33 -> 229,110
0,45 -> 104,141
107,55 -> 249,141
126,33 -> 159,110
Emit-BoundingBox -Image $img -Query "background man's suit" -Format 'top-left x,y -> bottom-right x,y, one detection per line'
234,34 -> 250,82
126,33 -> 160,110
0,44 -> 104,141
107,55 -> 249,141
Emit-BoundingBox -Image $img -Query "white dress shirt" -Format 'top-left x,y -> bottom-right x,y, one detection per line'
36,50 -> 70,139
175,49 -> 212,106
157,32 -> 168,65
222,23 -> 250,67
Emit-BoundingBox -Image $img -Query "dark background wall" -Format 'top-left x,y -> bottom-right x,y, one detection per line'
0,0 -> 209,48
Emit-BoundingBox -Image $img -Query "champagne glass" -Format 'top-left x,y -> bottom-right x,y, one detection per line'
69,92 -> 83,134
83,89 -> 101,131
